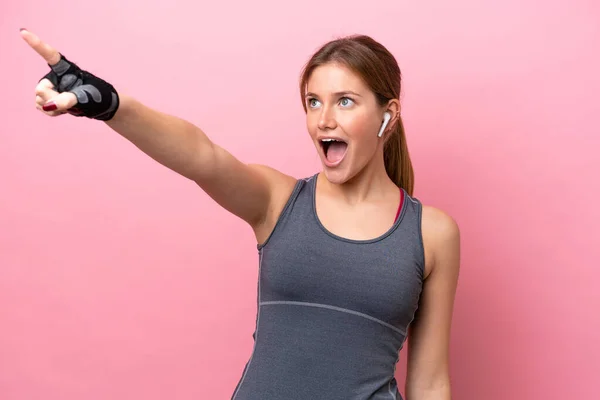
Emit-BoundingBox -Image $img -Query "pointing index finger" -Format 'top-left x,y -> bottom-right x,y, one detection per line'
20,29 -> 61,66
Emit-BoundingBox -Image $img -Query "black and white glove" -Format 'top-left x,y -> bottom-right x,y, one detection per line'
41,53 -> 120,121
20,27 -> 121,120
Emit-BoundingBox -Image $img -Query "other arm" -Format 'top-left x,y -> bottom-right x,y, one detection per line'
405,206 -> 461,400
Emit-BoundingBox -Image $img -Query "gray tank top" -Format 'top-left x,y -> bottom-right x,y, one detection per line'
231,173 -> 425,400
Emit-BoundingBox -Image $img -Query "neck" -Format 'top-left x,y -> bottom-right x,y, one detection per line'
319,149 -> 397,205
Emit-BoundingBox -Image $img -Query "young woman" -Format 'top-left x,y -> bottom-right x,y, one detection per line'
21,28 -> 460,400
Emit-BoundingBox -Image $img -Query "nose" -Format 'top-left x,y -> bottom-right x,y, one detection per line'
317,106 -> 337,131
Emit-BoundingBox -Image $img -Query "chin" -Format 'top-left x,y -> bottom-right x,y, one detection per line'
322,169 -> 346,184
321,163 -> 357,185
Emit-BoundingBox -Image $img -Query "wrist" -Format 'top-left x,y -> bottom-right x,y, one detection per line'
109,93 -> 135,122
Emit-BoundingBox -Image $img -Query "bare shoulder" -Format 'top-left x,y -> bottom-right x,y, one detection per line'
248,163 -> 297,184
248,164 -> 298,244
421,205 -> 460,241
247,164 -> 298,199
420,205 -> 461,279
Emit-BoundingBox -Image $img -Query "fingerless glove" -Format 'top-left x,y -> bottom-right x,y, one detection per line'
42,54 -> 120,121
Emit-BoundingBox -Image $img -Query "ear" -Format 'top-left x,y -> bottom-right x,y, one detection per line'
379,99 -> 401,138
386,99 -> 401,129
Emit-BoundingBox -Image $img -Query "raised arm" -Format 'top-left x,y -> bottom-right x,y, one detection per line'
21,29 -> 296,237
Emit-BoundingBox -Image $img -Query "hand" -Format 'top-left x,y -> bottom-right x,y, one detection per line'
20,29 -> 120,121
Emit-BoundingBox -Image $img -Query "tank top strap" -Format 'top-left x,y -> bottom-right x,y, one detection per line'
256,176 -> 310,250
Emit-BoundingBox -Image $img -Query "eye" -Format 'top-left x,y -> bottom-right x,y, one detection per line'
307,98 -> 321,108
339,97 -> 355,107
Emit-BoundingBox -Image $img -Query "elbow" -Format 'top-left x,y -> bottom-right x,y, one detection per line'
405,377 -> 452,400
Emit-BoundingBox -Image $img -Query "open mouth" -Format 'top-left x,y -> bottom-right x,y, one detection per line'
320,138 -> 348,165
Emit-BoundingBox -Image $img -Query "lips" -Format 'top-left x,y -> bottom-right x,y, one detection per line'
320,138 -> 348,167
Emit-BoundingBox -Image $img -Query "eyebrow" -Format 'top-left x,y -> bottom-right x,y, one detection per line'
305,91 -> 362,98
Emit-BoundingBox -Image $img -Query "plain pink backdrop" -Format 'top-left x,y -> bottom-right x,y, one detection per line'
1,1 -> 599,399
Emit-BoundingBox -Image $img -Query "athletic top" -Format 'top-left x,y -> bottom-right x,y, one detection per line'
231,173 -> 425,400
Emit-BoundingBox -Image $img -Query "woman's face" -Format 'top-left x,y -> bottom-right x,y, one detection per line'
305,63 -> 389,184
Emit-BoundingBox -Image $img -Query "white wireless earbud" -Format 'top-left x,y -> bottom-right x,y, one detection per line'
377,112 -> 392,138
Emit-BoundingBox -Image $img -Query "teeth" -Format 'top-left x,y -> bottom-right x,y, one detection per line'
321,138 -> 337,142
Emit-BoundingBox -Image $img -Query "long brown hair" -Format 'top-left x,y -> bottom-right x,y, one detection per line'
299,35 -> 415,196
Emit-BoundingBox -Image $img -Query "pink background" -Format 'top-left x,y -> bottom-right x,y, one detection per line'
1,1 -> 599,399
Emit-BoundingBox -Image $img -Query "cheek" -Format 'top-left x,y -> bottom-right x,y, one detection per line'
339,112 -> 378,142
306,113 -> 319,136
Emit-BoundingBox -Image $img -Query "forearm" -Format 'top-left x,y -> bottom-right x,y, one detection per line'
105,94 -> 214,181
